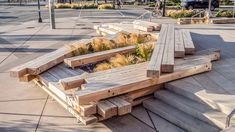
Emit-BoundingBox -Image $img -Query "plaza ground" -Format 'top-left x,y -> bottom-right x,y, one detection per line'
1,5 -> 235,132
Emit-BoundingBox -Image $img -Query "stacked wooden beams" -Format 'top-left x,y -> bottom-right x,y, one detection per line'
147,24 -> 196,78
9,39 -> 92,78
182,29 -> 195,54
59,50 -> 219,106
10,21 -> 220,125
133,20 -> 161,32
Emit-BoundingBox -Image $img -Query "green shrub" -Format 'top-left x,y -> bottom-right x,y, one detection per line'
167,9 -> 197,19
216,10 -> 235,17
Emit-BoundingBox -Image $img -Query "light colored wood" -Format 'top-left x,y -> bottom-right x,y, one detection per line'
108,97 -> 132,115
77,103 -> 97,117
75,57 -> 212,105
174,30 -> 185,58
161,24 -> 175,73
64,45 -> 137,68
97,100 -> 117,118
60,49 -> 219,92
132,95 -> 154,106
59,72 -> 88,90
133,20 -> 161,31
182,29 -> 195,54
147,24 -> 168,78
133,24 -> 154,32
38,71 -> 96,116
33,79 -> 97,125
19,74 -> 36,82
127,84 -> 163,100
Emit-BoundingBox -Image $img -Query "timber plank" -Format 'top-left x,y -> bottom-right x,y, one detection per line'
33,79 -> 97,125
64,45 -> 137,68
97,100 -> 117,118
182,29 -> 195,54
108,97 -> 132,115
175,30 -> 185,58
147,24 -> 168,78
161,24 -> 175,73
75,57 -> 212,105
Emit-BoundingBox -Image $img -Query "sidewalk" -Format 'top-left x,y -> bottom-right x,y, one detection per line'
0,17 -> 111,131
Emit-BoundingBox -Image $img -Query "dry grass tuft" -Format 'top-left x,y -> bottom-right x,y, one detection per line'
135,42 -> 155,61
95,63 -> 112,72
110,54 -> 135,68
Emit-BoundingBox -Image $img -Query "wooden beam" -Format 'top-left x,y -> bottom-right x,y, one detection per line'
133,20 -> 161,31
19,74 -> 36,82
127,84 -> 163,100
182,29 -> 195,54
161,24 -> 175,73
108,97 -> 132,115
33,79 -> 97,125
147,24 -> 168,78
10,39 -> 92,78
75,57 -> 213,105
97,100 -> 117,118
64,45 -> 137,68
59,72 -> 87,90
174,30 -> 185,58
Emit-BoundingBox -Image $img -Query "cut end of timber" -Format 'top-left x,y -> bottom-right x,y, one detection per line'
59,78 -> 86,90
185,48 -> 196,55
146,69 -> 160,78
9,68 -> 28,78
174,51 -> 185,58
161,65 -> 174,73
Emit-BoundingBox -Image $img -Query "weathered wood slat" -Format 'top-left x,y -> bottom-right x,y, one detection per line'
147,24 -> 168,78
174,30 -> 185,58
108,97 -> 132,115
133,24 -> 154,32
10,39 -> 92,77
127,84 -> 163,100
74,56 -> 213,105
182,29 -> 195,54
64,45 -> 137,68
133,20 -> 161,31
97,100 -> 117,118
161,24 -> 175,73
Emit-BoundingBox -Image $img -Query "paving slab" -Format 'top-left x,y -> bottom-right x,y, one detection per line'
36,99 -> 112,132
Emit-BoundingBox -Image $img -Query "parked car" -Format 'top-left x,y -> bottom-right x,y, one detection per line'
181,0 -> 219,11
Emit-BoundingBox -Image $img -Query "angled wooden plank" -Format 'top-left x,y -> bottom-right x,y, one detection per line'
108,97 -> 132,115
75,57 -> 212,105
64,45 -> 136,68
161,24 -> 175,73
182,29 -> 195,54
175,30 -> 185,58
147,24 -> 168,78
61,48 -> 219,91
97,100 -> 117,118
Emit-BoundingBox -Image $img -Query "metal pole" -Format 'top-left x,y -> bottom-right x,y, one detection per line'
37,0 -> 42,23
208,0 -> 211,18
233,0 -> 235,18
162,0 -> 166,17
49,0 -> 56,29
